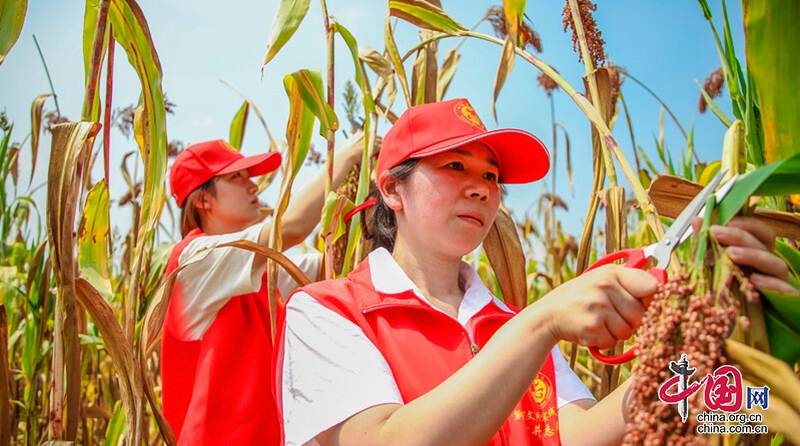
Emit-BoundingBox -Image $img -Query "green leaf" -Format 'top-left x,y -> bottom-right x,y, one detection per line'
262,0 -> 311,67
21,313 -> 38,381
389,0 -> 466,34
229,101 -> 249,150
285,69 -> 339,139
103,402 -> 126,446
696,80 -> 734,128
745,0 -> 800,164
320,192 -> 355,244
108,0 -> 168,235
717,152 -> 800,224
78,181 -> 113,302
0,0 -> 27,66
333,21 -> 376,114
283,72 -> 316,176
775,239 -> 800,279
763,303 -> 800,366
503,0 -> 526,47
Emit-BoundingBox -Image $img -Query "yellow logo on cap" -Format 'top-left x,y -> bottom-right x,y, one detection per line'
454,101 -> 486,130
530,374 -> 553,409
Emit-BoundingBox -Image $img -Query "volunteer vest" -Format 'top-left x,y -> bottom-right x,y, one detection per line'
161,228 -> 281,445
281,257 -> 562,446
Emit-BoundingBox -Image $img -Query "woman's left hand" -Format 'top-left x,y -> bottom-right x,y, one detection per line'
706,217 -> 799,295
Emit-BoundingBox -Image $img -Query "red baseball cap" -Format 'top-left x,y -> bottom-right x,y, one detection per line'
169,140 -> 282,206
377,98 -> 550,184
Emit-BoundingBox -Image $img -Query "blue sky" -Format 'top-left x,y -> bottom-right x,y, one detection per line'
0,1 -> 744,243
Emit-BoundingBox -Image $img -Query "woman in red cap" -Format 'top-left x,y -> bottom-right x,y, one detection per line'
162,133 -> 374,445
276,98 -> 796,445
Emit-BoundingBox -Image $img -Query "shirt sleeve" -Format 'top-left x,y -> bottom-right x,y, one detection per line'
281,292 -> 403,446
551,345 -> 596,407
276,252 -> 321,297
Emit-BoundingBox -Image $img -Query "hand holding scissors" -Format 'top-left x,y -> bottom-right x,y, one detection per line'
585,171 -> 737,365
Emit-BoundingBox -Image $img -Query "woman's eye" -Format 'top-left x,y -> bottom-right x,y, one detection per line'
447,161 -> 464,171
484,172 -> 499,183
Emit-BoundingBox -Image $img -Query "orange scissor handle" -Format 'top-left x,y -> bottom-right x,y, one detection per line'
584,248 -> 668,365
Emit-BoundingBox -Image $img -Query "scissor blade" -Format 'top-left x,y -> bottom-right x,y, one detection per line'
675,173 -> 740,247
651,171 -> 726,269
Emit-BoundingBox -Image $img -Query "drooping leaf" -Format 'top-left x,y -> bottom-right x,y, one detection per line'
82,0 -> 110,121
333,21 -> 376,115
283,72 -> 316,175
436,47 -> 459,101
491,36 -> 515,122
285,69 -> 338,141
717,152 -> 800,224
389,0 -> 466,34
359,46 -> 396,113
29,94 -> 50,184
262,0 -> 311,67
384,14 -> 412,107
503,0 -> 526,47
0,0 -> 27,66
483,204 -> 527,309
229,100 -> 249,150
78,180 -> 113,302
745,0 -> 800,164
696,80 -> 734,128
775,239 -> 800,279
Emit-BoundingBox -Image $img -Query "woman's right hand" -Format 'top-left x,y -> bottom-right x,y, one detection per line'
533,265 -> 659,349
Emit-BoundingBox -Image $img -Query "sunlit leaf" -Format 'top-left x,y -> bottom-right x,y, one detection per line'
492,35 -> 515,121
229,100 -> 249,150
359,46 -> 396,113
384,14 -> 412,107
745,0 -> 800,164
717,152 -> 800,224
436,47 -> 459,101
82,0 -> 110,121
0,0 -> 27,66
697,160 -> 721,186
389,0 -> 466,34
720,119 -> 745,181
696,79 -> 733,128
285,69 -> 339,139
103,401 -> 126,446
30,94 -> 50,184
503,0 -> 526,47
334,21 -> 376,114
262,0 -> 311,67
78,180 -> 113,302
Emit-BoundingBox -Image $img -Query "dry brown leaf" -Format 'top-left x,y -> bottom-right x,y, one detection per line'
484,204 -> 527,309
492,35 -> 516,122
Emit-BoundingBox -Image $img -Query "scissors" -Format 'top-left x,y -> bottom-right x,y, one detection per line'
585,171 -> 738,365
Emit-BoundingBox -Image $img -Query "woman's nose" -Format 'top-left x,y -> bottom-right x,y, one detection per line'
465,179 -> 489,201
247,179 -> 258,194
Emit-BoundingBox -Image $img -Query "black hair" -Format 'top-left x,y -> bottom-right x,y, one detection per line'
361,159 -> 419,252
179,178 -> 217,237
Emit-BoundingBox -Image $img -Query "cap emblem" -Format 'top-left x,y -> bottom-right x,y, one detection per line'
454,101 -> 486,130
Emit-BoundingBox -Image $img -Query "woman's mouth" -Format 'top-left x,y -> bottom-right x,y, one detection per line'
458,214 -> 484,227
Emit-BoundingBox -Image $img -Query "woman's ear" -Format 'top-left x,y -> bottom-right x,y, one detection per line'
378,171 -> 403,211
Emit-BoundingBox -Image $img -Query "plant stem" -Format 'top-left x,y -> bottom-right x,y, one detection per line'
321,0 -> 335,197
567,0 -> 617,187
32,35 -> 61,117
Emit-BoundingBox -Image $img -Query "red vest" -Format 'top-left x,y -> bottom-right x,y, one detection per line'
161,228 -> 281,445
278,257 -> 562,446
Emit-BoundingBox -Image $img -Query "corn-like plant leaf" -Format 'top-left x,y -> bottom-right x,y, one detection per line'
283,72 -> 317,175
696,80 -> 734,128
82,0 -> 110,121
320,192 -> 355,244
359,46 -> 396,113
108,0 -> 167,232
775,239 -> 800,279
745,0 -> 800,164
717,152 -> 800,225
384,15 -> 412,107
75,277 -> 147,446
229,100 -> 249,150
720,119 -> 745,182
503,0 -> 526,47
47,121 -> 101,440
491,35 -> 516,122
21,312 -> 37,381
763,308 -> 800,366
262,0 -> 311,67
78,180 -> 113,301
0,0 -> 27,66
389,0 -> 466,34
285,69 -> 339,140
697,160 -> 721,186
29,94 -> 50,184
334,21 -> 376,114
436,47 -> 459,101
103,402 -> 126,446
483,204 -> 527,309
